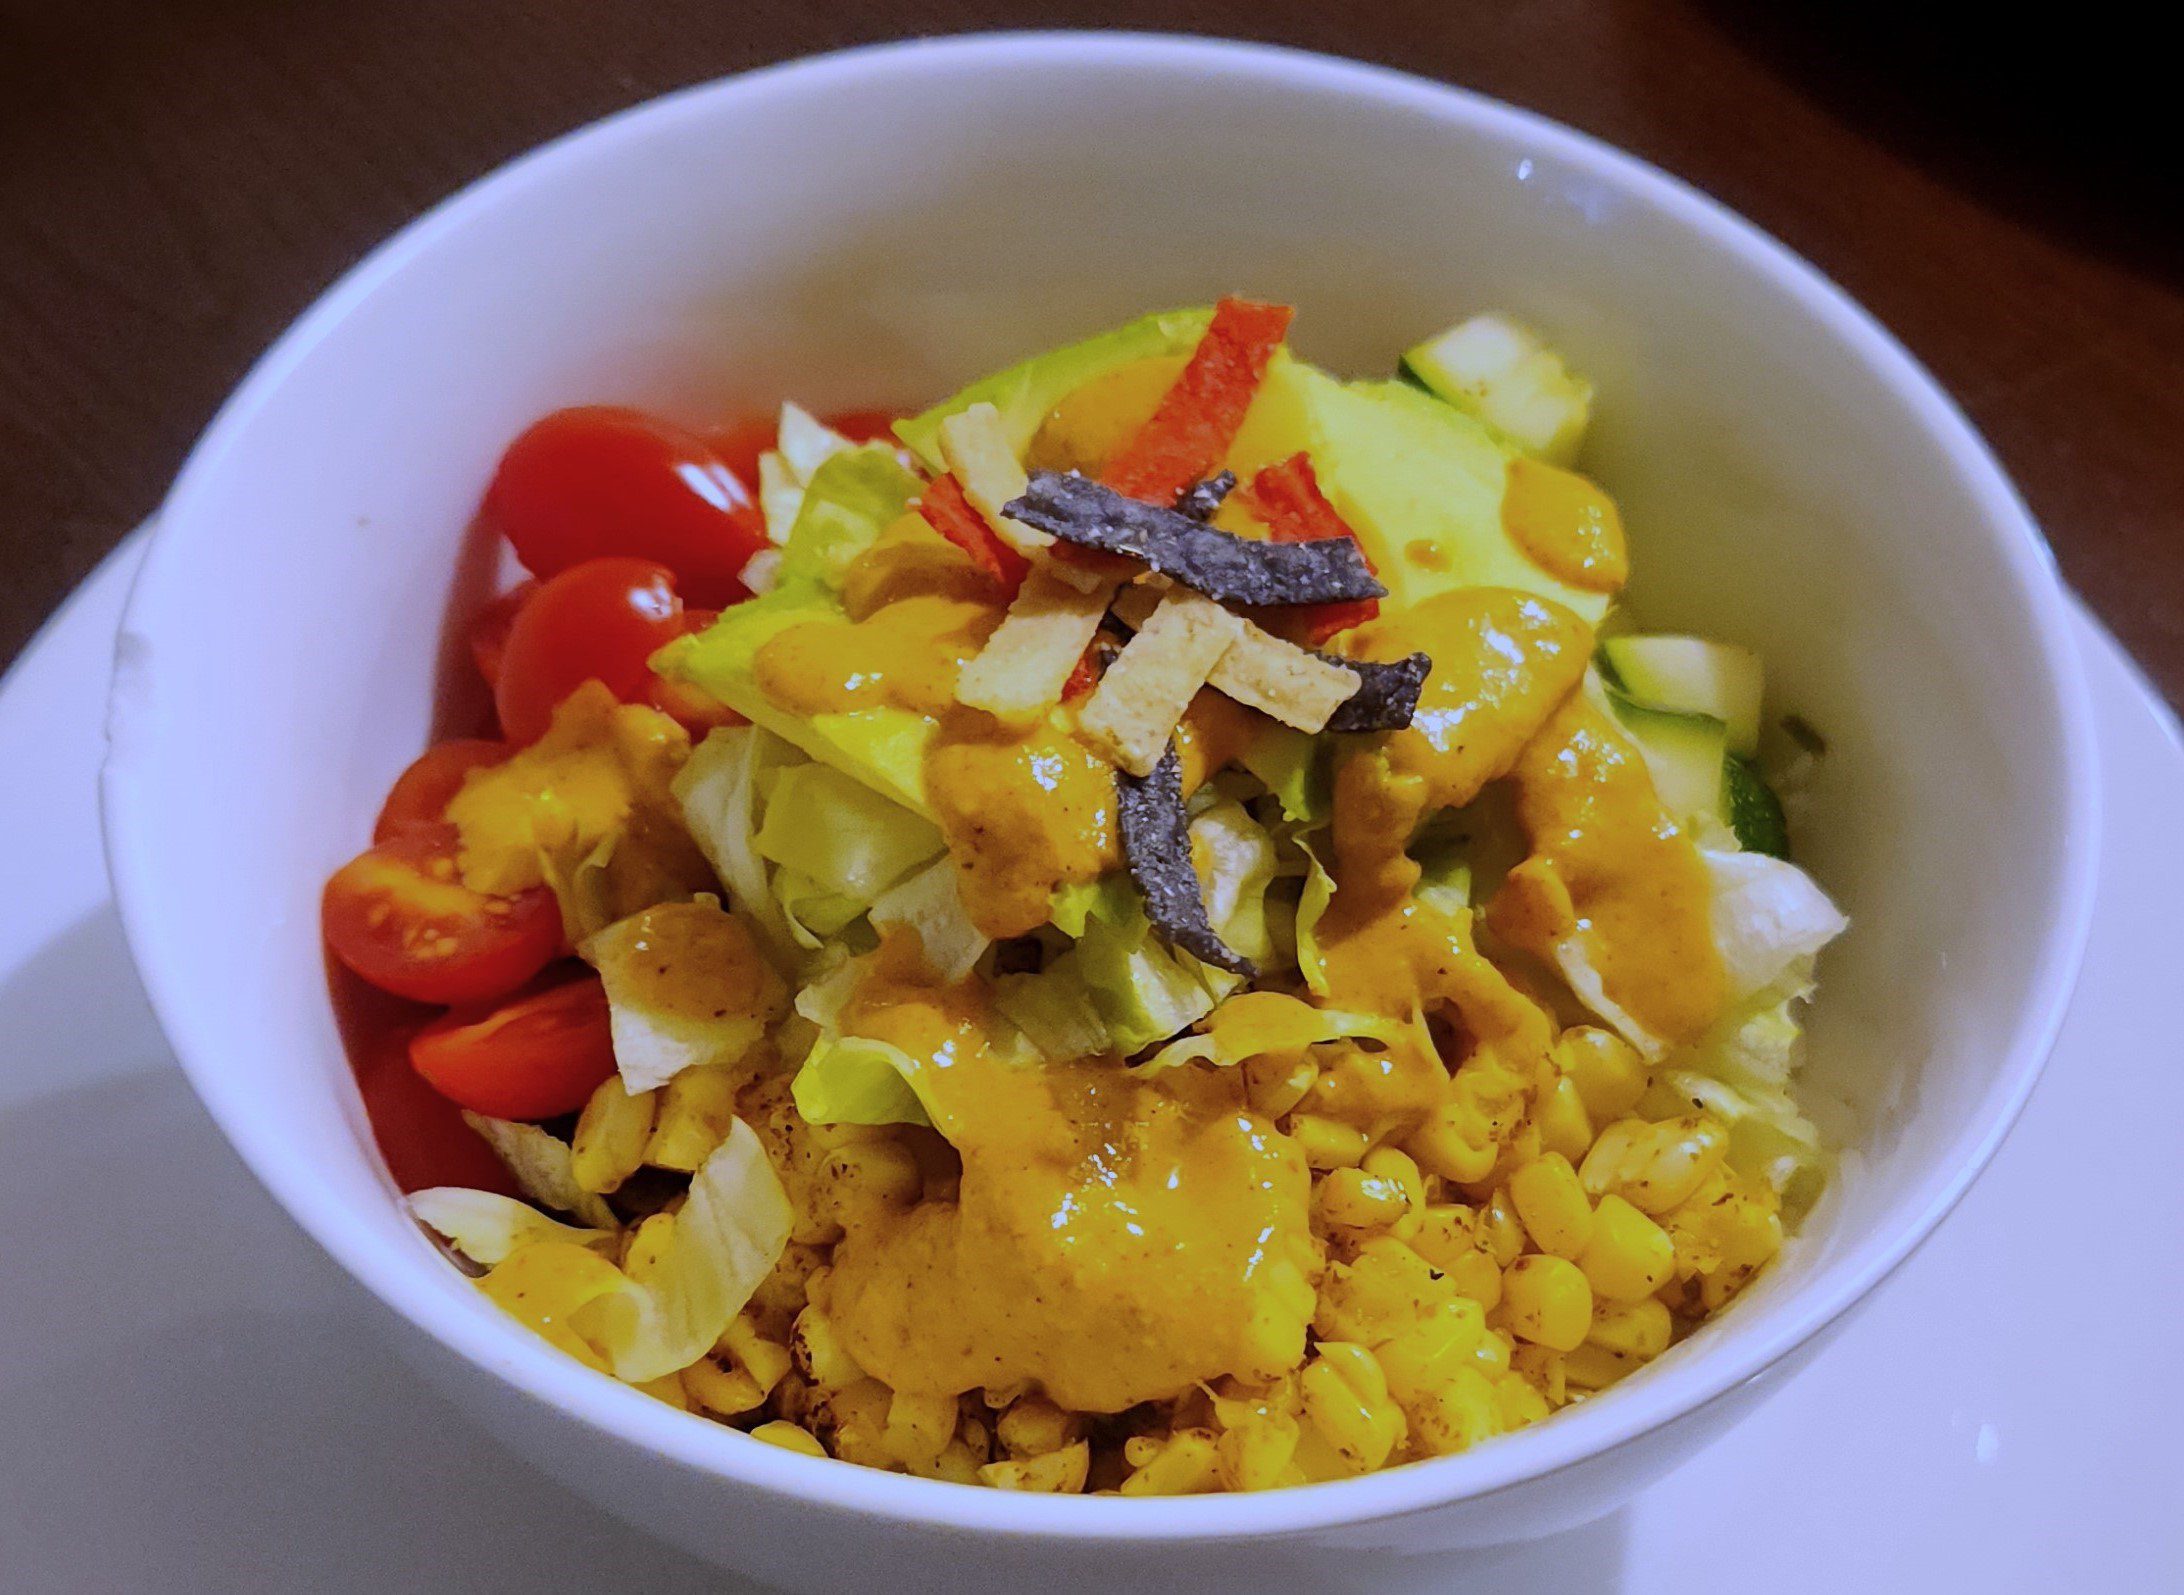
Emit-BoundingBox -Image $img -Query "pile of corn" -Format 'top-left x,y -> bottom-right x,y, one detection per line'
544,1018 -> 1782,1494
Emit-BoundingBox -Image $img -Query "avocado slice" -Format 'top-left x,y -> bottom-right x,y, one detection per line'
893,305 -> 1215,472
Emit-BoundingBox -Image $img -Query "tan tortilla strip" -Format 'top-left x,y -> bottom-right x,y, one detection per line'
1078,588 -> 1242,776
1111,582 -> 1359,733
956,567 -> 1122,720
938,403 -> 1053,559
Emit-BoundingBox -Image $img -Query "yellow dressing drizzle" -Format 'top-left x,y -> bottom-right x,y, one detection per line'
1487,694 -> 1725,1047
1501,456 -> 1629,594
825,936 -> 1315,1411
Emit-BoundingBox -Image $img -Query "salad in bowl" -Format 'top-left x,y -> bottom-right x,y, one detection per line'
320,298 -> 1848,1496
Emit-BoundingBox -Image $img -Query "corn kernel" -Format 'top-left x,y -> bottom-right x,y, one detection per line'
1578,1194 -> 1678,1302
1409,1203 -> 1477,1271
642,1064 -> 743,1171
1376,1298 -> 1489,1402
1119,1428 -> 1220,1496
790,1306 -> 866,1392
1404,1098 -> 1499,1184
885,1389 -> 961,1468
1216,1413 -> 1301,1492
1536,1076 -> 1595,1164
822,1136 -> 923,1227
997,1396 -> 1081,1459
1478,1187 -> 1527,1267
1587,1296 -> 1673,1360
637,1373 -> 690,1412
682,1357 -> 766,1416
1441,1248 -> 1504,1312
1291,1113 -> 1371,1169
1562,1342 -> 1644,1391
813,1377 -> 894,1468
749,1420 -> 826,1458
717,1313 -> 793,1397
1500,1254 -> 1593,1351
1404,1364 -> 1499,1457
979,1440 -> 1090,1493
1511,1342 -> 1568,1406
571,1076 -> 656,1195
1493,1371 -> 1552,1426
1362,1147 -> 1426,1240
1508,1154 -> 1595,1260
1556,1027 -> 1650,1121
1314,1165 -> 1411,1231
620,1211 -> 677,1285
910,1437 -> 987,1484
1299,1343 -> 1404,1473
1579,1115 -> 1728,1214
1244,1052 -> 1320,1119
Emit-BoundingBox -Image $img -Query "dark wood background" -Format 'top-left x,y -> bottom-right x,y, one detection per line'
5,2 -> 2177,694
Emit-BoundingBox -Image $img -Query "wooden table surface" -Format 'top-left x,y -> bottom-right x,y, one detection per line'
5,2 -> 2177,693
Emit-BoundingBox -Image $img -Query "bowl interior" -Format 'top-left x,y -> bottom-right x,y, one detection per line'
104,35 -> 2095,1532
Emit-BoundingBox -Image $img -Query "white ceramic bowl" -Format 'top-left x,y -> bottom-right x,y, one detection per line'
102,33 -> 2099,1594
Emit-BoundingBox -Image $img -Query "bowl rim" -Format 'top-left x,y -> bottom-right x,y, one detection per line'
104,29 -> 2102,1542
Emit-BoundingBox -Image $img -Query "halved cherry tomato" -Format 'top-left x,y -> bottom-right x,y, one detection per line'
482,406 -> 766,605
322,825 -> 561,1006
824,409 -> 904,445
373,739 -> 511,842
707,415 -> 777,491
467,581 -> 536,687
409,977 -> 618,1120
494,557 -> 685,744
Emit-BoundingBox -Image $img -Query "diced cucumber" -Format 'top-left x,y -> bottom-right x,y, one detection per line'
1598,635 -> 1764,756
1605,690 -> 1729,827
1398,313 -> 1593,465
1721,756 -> 1790,859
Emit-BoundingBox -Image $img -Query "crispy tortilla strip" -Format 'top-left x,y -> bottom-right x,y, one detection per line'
1079,588 -> 1242,776
1112,582 -> 1360,733
1007,470 -> 1386,606
1117,741 -> 1256,977
938,402 -> 1053,559
957,566 -> 1122,719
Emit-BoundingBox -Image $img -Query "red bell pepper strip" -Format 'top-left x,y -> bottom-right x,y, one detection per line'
1061,643 -> 1103,702
1235,452 -> 1381,645
917,473 -> 1031,593
1102,297 -> 1295,505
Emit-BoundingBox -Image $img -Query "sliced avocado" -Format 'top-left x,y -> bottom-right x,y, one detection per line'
1399,313 -> 1594,466
893,305 -> 1215,472
1605,689 -> 1730,827
1297,373 -> 1611,625
1721,755 -> 1791,859
1599,635 -> 1764,756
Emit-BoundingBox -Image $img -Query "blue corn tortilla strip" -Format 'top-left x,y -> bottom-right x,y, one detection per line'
1323,650 -> 1432,732
1116,741 -> 1258,978
1009,471 -> 1386,607
1173,470 -> 1237,522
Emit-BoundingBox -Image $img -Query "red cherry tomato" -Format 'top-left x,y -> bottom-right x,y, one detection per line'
322,825 -> 561,1006
483,406 -> 766,604
825,409 -> 903,445
707,415 -> 777,491
467,582 -> 536,687
409,978 -> 619,1120
373,739 -> 510,842
494,557 -> 685,744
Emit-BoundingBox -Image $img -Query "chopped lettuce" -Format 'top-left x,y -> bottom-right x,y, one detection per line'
1050,873 -> 1136,939
1192,798 -> 1280,967
654,446 -> 938,816
671,725 -> 806,961
1076,900 -> 1223,1056
869,856 -> 989,982
584,898 -> 787,1093
991,952 -> 1111,1063
1293,829 -> 1338,998
791,1033 -> 937,1130
1241,726 -> 1330,825
410,1187 -> 612,1266
755,762 -> 943,901
1136,991 -> 1401,1074
1703,849 -> 1848,1004
893,306 -> 1215,471
447,1119 -> 792,1383
461,1112 -> 618,1230
1654,973 -> 1829,1209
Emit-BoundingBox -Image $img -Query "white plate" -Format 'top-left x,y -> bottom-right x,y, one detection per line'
3,535 -> 2177,1593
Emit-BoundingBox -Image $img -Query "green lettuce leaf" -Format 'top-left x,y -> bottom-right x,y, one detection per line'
791,1033 -> 937,1130
754,761 -> 943,902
